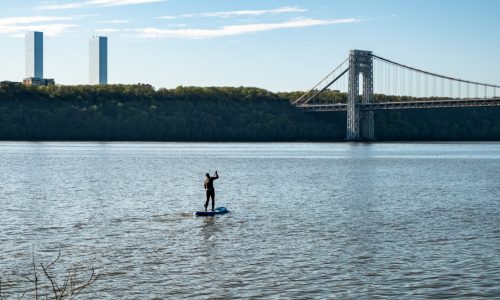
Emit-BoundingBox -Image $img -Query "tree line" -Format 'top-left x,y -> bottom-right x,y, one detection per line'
1,81 -> 500,141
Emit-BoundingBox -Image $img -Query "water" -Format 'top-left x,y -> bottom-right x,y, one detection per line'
0,142 -> 499,299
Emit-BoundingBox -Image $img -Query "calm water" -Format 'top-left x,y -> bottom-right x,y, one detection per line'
0,142 -> 499,299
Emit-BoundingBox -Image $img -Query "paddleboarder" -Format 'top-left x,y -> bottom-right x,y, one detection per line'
204,171 -> 218,211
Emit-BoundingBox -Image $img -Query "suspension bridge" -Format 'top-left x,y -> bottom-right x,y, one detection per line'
292,50 -> 500,141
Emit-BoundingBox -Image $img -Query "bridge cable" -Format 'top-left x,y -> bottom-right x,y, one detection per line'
372,54 -> 500,89
295,68 -> 350,106
292,58 -> 349,105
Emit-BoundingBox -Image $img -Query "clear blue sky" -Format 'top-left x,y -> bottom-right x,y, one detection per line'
0,0 -> 499,91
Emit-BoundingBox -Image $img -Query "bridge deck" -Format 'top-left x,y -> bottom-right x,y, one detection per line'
297,97 -> 500,112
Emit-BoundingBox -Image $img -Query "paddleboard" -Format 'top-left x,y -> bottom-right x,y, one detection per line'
194,207 -> 229,217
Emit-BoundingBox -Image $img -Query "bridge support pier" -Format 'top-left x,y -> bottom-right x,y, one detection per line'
347,50 -> 375,141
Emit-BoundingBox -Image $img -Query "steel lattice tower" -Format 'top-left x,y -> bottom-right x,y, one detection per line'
347,50 -> 374,141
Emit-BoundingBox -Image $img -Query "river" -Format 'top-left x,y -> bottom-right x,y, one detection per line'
0,142 -> 498,299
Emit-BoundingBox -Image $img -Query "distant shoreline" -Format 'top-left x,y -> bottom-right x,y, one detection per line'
1,82 -> 500,142
1,140 -> 500,143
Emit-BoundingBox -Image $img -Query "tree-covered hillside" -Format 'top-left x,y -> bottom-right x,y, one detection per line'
0,82 -> 344,141
1,82 -> 499,141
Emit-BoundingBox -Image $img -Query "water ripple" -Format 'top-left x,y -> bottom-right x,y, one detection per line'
0,142 -> 499,299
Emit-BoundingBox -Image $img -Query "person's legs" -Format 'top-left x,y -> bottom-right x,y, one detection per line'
210,190 -> 215,211
204,191 -> 210,211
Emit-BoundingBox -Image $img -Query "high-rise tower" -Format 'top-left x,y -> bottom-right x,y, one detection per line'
89,36 -> 108,85
24,31 -> 54,86
25,31 -> 43,79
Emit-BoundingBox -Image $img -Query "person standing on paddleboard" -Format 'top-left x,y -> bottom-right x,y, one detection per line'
204,171 -> 218,211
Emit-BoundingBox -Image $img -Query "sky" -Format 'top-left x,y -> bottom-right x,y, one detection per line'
0,0 -> 499,91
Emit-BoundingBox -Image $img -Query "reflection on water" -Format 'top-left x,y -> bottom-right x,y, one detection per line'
0,142 -> 499,299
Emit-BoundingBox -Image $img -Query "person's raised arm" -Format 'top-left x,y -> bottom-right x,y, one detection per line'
212,171 -> 219,180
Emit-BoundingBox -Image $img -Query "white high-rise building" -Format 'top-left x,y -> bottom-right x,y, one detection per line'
89,36 -> 108,85
26,31 -> 43,79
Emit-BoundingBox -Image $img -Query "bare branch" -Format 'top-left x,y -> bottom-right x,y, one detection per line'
32,247 -> 38,300
16,289 -> 29,300
5,250 -> 99,300
40,263 -> 59,300
69,266 -> 99,299
44,252 -> 61,271
58,271 -> 71,300
70,275 -> 75,298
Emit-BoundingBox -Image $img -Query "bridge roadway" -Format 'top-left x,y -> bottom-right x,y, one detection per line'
296,97 -> 500,112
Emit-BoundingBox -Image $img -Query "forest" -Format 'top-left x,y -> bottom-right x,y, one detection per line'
1,81 -> 500,141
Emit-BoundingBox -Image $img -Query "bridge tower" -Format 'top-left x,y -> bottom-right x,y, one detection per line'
347,50 -> 374,141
